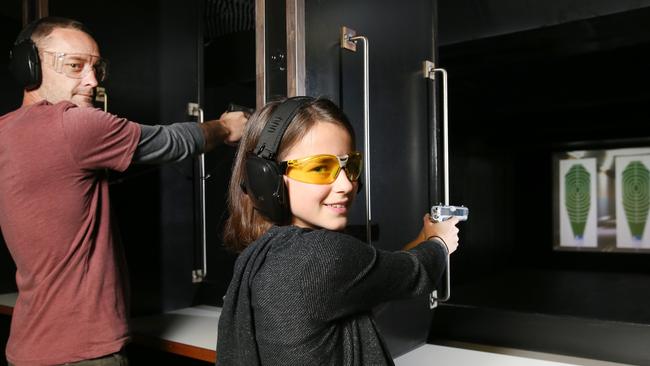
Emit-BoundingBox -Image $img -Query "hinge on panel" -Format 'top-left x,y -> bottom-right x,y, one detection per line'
187,102 -> 200,117
423,60 -> 436,80
192,269 -> 205,283
429,290 -> 438,309
95,87 -> 108,112
340,26 -> 357,52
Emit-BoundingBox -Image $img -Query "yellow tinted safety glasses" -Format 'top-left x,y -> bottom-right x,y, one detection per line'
280,152 -> 363,184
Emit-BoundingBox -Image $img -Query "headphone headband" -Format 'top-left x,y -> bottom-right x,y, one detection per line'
14,18 -> 42,45
253,96 -> 313,159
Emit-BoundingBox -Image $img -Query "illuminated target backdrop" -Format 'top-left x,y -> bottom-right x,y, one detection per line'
616,156 -> 650,248
554,147 -> 650,252
559,158 -> 598,247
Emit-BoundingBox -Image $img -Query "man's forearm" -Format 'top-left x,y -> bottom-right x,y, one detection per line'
132,110 -> 246,164
198,119 -> 229,152
133,123 -> 204,164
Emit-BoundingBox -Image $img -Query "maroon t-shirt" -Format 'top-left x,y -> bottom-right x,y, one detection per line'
0,101 -> 141,365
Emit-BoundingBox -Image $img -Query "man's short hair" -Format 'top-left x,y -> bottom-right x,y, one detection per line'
27,17 -> 92,46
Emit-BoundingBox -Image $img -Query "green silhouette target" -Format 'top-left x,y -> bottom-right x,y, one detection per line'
565,164 -> 591,239
622,161 -> 650,240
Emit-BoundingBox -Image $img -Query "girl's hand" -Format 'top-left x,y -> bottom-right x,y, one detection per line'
403,214 -> 460,254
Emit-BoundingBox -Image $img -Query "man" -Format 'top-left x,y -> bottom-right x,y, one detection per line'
0,17 -> 247,365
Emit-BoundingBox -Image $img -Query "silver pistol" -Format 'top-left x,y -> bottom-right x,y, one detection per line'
430,204 -> 469,223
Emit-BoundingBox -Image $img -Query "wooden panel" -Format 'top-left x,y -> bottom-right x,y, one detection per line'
255,0 -> 266,107
131,334 -> 216,363
0,305 -> 12,316
286,0 -> 305,96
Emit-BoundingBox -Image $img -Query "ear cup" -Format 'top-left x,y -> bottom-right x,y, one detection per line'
244,155 -> 290,223
9,39 -> 42,90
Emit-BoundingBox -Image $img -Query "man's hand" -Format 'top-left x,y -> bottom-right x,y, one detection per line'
219,110 -> 247,146
200,111 -> 248,152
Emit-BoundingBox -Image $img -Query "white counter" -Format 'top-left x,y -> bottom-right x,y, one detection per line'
0,293 -> 633,365
395,343 -> 631,366
130,305 -> 220,351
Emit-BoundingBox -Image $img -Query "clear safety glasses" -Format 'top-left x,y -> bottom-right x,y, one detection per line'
280,152 -> 363,184
42,50 -> 108,82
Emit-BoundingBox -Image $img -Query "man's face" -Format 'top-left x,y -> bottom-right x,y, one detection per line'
36,28 -> 100,107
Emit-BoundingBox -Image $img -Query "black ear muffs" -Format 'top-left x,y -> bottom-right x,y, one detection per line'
9,18 -> 45,91
242,96 -> 314,223
9,39 -> 41,90
244,155 -> 289,223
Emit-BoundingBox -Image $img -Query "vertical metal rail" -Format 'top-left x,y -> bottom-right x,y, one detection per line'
424,61 -> 451,305
191,0 -> 207,284
198,108 -> 208,283
439,68 -> 450,206
188,103 -> 208,283
341,26 -> 372,245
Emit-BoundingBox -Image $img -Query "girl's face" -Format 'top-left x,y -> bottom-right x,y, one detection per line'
282,121 -> 358,231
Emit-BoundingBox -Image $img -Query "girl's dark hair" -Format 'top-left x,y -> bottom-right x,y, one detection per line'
223,98 -> 356,252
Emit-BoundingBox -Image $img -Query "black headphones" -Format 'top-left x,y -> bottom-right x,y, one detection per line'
243,96 -> 315,224
9,18 -> 45,91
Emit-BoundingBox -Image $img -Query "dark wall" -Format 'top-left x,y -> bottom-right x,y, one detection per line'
47,0 -> 203,315
1,0 -> 253,313
0,315 -> 9,366
48,0 -> 167,316
438,0 -> 650,45
0,2 -> 22,114
444,6 -> 650,293
46,0 -> 254,312
199,27 -> 256,306
302,0 -> 438,357
0,0 -> 172,300
1,1 -> 250,363
0,3 -> 21,295
430,8 -> 650,364
156,0 -> 202,313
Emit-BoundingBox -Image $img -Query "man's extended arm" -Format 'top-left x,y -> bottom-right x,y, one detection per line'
132,111 -> 247,164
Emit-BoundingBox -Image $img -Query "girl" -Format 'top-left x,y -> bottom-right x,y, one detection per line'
217,97 -> 459,366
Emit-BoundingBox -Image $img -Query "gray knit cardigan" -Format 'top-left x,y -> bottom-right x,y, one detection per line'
216,225 -> 447,366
